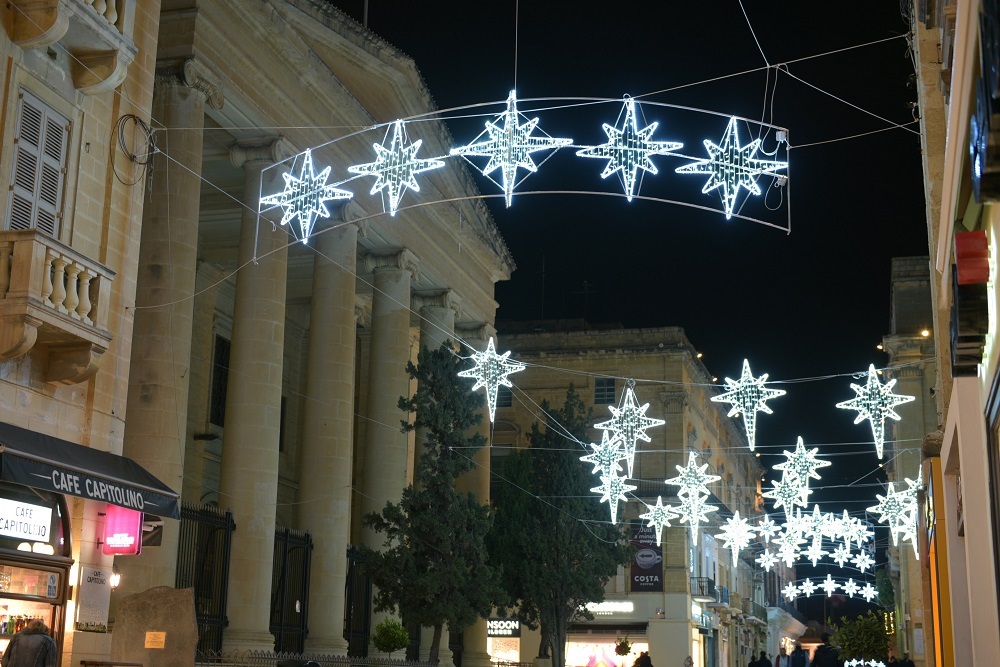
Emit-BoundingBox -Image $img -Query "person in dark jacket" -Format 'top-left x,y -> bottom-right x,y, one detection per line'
790,643 -> 809,667
633,651 -> 653,667
1,619 -> 56,667
811,633 -> 841,667
897,653 -> 914,667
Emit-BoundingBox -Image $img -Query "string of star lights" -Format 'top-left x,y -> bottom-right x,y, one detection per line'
780,577 -> 878,603
259,148 -> 352,244
347,119 -> 445,217
594,383 -> 665,478
665,451 -> 720,546
457,337 -> 526,422
576,96 -> 683,202
868,479 -> 920,559
835,364 -> 915,459
711,359 -> 786,451
450,90 -> 572,207
845,660 -> 887,667
639,496 -> 676,547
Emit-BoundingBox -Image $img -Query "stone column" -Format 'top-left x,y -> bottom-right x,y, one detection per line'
455,325 -> 494,667
219,137 -> 296,651
296,202 -> 364,656
118,59 -> 222,599
359,249 -> 420,546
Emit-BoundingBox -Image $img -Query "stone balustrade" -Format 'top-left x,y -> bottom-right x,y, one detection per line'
0,229 -> 114,383
84,0 -> 121,28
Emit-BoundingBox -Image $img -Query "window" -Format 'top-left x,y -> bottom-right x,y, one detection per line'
7,90 -> 69,236
209,335 -> 231,427
594,377 -> 616,404
496,385 -> 513,408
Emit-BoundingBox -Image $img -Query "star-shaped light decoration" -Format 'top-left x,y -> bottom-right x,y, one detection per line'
451,90 -> 572,207
835,364 -> 915,458
757,514 -> 779,544
799,579 -> 818,596
803,541 -> 828,567
842,578 -> 860,598
711,359 -> 786,451
852,551 -> 874,573
716,511 -> 756,565
671,493 -> 718,546
348,120 -> 445,216
756,549 -> 778,572
639,496 -> 676,547
576,96 -> 683,202
762,475 -> 808,517
831,543 -> 852,568
457,337 -> 526,422
260,148 -> 353,244
820,574 -> 839,597
665,452 -> 722,499
774,437 -> 831,501
860,582 -> 879,603
675,117 -> 788,219
596,384 -> 666,478
591,472 -> 637,524
580,431 -> 624,475
782,582 -> 799,601
867,483 -> 909,547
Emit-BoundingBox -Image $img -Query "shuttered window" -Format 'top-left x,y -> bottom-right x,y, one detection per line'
7,90 -> 69,236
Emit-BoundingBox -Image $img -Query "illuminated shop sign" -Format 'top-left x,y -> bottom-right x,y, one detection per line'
488,618 -> 521,637
0,498 -> 51,541
584,601 -> 634,616
101,505 -> 142,555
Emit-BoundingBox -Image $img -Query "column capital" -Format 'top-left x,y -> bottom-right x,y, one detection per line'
230,138 -> 298,171
660,390 -> 689,413
414,290 -> 463,318
456,323 -> 496,346
355,294 -> 373,327
364,248 -> 420,282
155,58 -> 225,110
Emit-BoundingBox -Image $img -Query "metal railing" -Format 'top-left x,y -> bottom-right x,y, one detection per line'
690,576 -> 717,602
742,598 -> 767,621
194,651 -> 435,667
177,503 -> 236,653
711,585 -> 730,607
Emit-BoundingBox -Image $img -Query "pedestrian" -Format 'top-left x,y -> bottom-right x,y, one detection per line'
684,657 -> 694,667
633,651 -> 653,667
897,653 -> 914,667
0,619 -> 56,667
759,651 -> 770,667
887,657 -> 897,665
790,642 -> 809,667
775,647 -> 791,667
811,633 -> 841,667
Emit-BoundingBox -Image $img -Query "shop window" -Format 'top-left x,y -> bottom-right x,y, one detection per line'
594,377 -> 616,405
6,90 -> 69,237
209,334 -> 231,427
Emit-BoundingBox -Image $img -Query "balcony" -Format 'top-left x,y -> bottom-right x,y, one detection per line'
690,577 -> 717,603
4,0 -> 137,94
707,585 -> 729,608
694,612 -> 712,635
0,229 -> 114,383
728,591 -> 743,616
742,598 -> 767,625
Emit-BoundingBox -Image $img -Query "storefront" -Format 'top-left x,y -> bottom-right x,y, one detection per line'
0,421 -> 179,659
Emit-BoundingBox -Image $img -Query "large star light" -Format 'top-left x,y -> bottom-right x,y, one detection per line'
260,149 -> 352,244
860,582 -> 879,603
675,117 -> 788,219
799,579 -> 818,596
348,120 -> 445,216
639,496 -> 676,546
666,452 -> 721,498
774,437 -> 831,500
820,574 -> 839,597
451,90 -> 572,207
715,511 -> 756,565
831,543 -> 852,568
592,472 -> 637,524
782,582 -> 799,601
711,359 -> 786,450
596,385 -> 665,478
756,549 -> 778,572
762,475 -> 807,516
842,578 -> 860,598
580,431 -> 625,475
457,338 -> 526,422
576,96 -> 682,202
851,551 -> 874,573
835,364 -> 915,458
867,483 -> 909,546
757,514 -> 779,544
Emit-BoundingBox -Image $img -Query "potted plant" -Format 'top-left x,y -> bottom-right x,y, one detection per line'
615,636 -> 632,657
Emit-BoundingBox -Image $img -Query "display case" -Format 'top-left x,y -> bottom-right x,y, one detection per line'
0,557 -> 70,659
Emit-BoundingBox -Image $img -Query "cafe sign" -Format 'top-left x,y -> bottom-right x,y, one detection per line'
0,498 -> 51,542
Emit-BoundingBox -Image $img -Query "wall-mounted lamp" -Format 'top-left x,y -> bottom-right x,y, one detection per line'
109,565 -> 121,590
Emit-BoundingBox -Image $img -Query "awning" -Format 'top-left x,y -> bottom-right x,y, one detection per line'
0,421 -> 180,520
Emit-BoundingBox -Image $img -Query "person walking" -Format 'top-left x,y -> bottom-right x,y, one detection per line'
897,653 -> 914,667
811,633 -> 841,667
0,619 -> 56,667
775,647 -> 791,667
790,642 -> 810,667
633,651 -> 653,667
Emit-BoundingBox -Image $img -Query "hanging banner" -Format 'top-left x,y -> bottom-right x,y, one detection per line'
630,521 -> 663,592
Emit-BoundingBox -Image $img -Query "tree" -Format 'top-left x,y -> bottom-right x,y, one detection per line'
829,610 -> 894,662
361,343 -> 504,663
488,385 -> 631,667
874,567 -> 895,611
371,617 -> 410,658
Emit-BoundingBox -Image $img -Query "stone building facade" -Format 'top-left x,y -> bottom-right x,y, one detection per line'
494,324 -> 803,667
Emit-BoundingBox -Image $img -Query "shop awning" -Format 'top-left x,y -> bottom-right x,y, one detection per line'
0,421 -> 180,520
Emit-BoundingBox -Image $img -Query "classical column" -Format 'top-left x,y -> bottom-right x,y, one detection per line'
219,137 -> 296,651
118,59 -> 223,599
455,324 -> 495,667
359,249 -> 420,546
296,202 -> 365,656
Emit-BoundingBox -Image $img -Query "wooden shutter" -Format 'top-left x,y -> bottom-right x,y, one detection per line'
7,90 -> 69,236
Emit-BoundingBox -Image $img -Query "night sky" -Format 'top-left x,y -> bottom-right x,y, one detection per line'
328,1 -> 930,623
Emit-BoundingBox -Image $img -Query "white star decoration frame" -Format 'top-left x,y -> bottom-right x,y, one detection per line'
457,337 -> 526,422
595,384 -> 665,478
836,364 -> 915,459
260,148 -> 352,244
711,359 -> 786,451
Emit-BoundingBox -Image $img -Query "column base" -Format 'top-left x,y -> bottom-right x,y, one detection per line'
303,635 -> 349,657
221,629 -> 276,653
533,658 -> 553,667
462,650 -> 492,667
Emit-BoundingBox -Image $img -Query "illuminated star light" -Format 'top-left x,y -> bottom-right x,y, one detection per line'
348,120 -> 445,216
670,491 -> 718,546
757,514 -> 779,544
860,582 -> 879,603
798,579 -> 818,596
665,452 -> 722,499
773,437 -> 831,500
450,90 -> 572,207
576,96 -> 682,202
756,549 -> 778,572
711,359 -> 786,451
820,574 -> 839,597
832,543 -> 852,568
782,582 -> 799,601
580,431 -> 625,476
867,483 -> 909,547
715,511 -> 756,565
639,496 -> 676,547
803,541 -> 828,567
762,475 -> 808,517
591,472 -> 637,524
260,148 -> 352,244
852,550 -> 875,573
835,364 -> 915,458
842,578 -> 860,598
675,116 -> 788,219
457,338 -> 526,422
596,385 -> 666,478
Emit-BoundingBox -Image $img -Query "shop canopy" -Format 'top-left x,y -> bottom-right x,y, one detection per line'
0,421 -> 180,520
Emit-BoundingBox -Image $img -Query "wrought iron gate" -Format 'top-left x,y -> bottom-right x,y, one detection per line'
344,545 -> 372,656
175,503 -> 235,652
271,527 -> 313,653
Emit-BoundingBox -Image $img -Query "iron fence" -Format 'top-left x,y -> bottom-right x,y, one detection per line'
271,527 -> 314,653
194,650 -> 435,667
177,503 -> 236,652
690,576 -> 717,602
